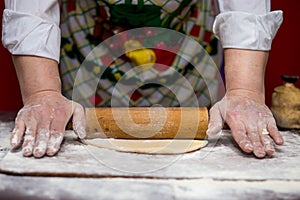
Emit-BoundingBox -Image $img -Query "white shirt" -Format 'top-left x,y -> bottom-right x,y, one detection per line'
2,0 -> 283,63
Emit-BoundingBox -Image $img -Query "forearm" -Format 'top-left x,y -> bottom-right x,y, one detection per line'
224,49 -> 268,104
12,55 -> 61,104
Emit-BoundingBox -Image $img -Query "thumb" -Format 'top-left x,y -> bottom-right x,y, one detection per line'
72,103 -> 86,139
207,103 -> 224,136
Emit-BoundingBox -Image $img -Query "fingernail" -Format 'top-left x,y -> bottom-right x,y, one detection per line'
255,148 -> 266,158
34,148 -> 44,158
276,137 -> 284,145
47,146 -> 59,156
245,143 -> 253,152
265,145 -> 275,155
22,147 -> 32,157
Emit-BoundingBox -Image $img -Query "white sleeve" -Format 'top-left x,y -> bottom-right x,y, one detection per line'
2,0 -> 61,62
213,0 -> 283,50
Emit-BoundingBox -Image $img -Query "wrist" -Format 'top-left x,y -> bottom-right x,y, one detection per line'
225,88 -> 265,103
21,77 -> 62,104
23,90 -> 62,105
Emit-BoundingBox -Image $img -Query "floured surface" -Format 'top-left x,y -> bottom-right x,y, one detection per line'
0,120 -> 14,160
1,174 -> 300,200
81,138 -> 208,154
0,122 -> 300,180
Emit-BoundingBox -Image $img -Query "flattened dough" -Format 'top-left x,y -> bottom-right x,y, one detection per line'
81,139 -> 208,154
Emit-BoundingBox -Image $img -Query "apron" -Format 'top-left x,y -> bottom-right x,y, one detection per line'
59,0 -> 222,107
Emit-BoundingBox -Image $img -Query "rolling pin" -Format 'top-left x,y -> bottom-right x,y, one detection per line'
80,107 -> 208,139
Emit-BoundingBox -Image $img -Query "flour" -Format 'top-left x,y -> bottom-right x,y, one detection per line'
22,132 -> 36,155
72,121 -> 86,138
25,128 -> 33,135
0,121 -> 14,160
1,119 -> 300,199
1,128 -> 300,181
10,130 -> 18,146
47,132 -> 64,155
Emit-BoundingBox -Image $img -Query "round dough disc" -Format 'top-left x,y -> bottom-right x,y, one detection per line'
81,139 -> 208,154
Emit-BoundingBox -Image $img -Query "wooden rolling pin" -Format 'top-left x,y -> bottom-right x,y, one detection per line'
82,107 -> 208,139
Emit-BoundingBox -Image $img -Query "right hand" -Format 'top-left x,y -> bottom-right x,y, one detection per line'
11,91 -> 86,158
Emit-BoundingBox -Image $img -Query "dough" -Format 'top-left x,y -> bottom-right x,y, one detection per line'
80,139 -> 208,154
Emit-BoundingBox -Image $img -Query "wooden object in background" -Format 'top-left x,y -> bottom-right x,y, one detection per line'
271,75 -> 300,129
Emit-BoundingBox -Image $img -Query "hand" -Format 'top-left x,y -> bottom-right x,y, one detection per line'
207,92 -> 284,158
10,91 -> 86,158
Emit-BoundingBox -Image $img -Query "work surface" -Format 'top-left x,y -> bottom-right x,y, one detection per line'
0,112 -> 300,199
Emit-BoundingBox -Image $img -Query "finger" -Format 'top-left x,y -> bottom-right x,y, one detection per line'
47,131 -> 64,156
72,104 -> 86,139
22,120 -> 38,157
244,119 -> 266,158
257,121 -> 275,156
47,113 -> 67,156
207,104 -> 224,136
33,127 -> 50,158
11,117 -> 26,148
247,130 -> 266,158
227,120 -> 253,153
267,120 -> 284,145
259,131 -> 275,156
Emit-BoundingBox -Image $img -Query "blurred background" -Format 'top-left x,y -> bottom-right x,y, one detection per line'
0,0 -> 299,111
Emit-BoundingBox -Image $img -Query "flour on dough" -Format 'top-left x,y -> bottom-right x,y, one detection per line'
80,139 -> 208,154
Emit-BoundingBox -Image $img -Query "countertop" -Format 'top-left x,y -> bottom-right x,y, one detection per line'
0,111 -> 300,200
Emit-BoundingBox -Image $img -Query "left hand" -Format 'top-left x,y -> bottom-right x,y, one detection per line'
11,91 -> 86,158
207,93 -> 284,158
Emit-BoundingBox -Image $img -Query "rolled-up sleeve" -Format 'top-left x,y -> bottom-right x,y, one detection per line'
213,0 -> 283,50
2,0 -> 61,62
